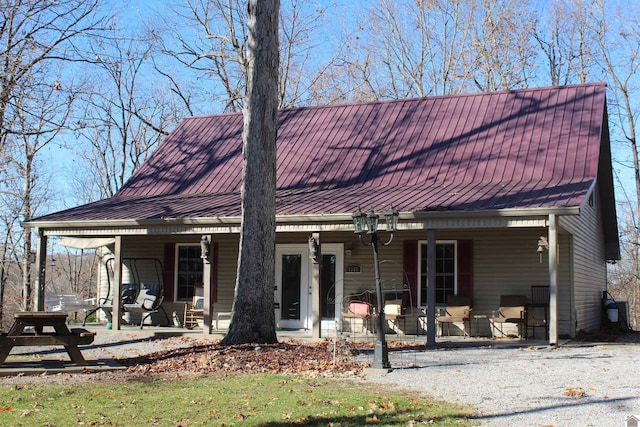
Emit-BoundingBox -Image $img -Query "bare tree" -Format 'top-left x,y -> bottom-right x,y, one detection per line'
465,0 -> 538,91
341,0 -> 474,100
0,210 -> 23,327
156,0 -> 332,111
0,0 -> 108,311
221,0 -> 279,345
591,1 -> 640,328
72,34 -> 185,199
3,78 -> 72,311
532,0 -> 598,86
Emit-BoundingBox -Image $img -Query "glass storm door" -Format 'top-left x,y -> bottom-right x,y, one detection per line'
320,244 -> 344,333
275,245 -> 310,329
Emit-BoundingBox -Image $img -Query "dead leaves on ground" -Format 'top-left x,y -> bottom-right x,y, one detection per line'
122,341 -> 366,377
563,386 -> 586,398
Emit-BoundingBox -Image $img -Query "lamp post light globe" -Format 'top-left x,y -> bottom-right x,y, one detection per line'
351,205 -> 398,371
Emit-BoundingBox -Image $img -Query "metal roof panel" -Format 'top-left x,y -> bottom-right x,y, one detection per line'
32,84 -> 609,223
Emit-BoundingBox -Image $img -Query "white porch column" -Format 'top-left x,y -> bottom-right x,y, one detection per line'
426,229 -> 437,348
548,215 -> 559,345
112,236 -> 123,330
202,235 -> 213,335
310,232 -> 321,339
34,231 -> 47,311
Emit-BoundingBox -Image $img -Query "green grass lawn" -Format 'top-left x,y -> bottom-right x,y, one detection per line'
0,373 -> 475,426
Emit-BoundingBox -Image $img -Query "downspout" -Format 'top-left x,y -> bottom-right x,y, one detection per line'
548,215 -> 559,345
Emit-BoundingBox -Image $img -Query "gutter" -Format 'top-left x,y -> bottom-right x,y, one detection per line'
22,206 -> 580,231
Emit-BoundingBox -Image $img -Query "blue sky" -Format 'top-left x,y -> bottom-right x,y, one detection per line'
41,0 -> 638,215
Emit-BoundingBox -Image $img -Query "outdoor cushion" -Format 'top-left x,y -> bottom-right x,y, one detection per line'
347,301 -> 370,316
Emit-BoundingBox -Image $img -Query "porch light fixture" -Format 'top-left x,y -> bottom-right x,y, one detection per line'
537,236 -> 549,263
308,235 -> 319,264
352,205 -> 399,371
200,236 -> 210,261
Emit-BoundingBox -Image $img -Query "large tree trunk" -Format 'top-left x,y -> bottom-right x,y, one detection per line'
221,0 -> 279,345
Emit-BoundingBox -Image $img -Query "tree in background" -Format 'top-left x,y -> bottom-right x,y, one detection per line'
0,0 -> 108,313
221,0 -> 279,345
336,0 -> 474,100
156,0 -> 334,111
2,0 -> 640,331
72,33 -> 186,200
533,0 -> 597,85
591,0 -> 640,329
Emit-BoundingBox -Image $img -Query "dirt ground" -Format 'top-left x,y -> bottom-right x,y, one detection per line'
1,326 -> 638,386
0,336 -> 369,385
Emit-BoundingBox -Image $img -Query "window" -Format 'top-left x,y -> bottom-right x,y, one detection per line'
419,241 -> 456,306
175,245 -> 204,301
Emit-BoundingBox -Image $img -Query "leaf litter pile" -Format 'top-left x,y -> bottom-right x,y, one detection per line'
122,339 -> 367,377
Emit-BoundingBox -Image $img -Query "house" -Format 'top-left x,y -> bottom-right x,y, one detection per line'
24,83 -> 619,345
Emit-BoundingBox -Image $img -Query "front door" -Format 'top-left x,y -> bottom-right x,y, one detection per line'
320,243 -> 344,333
275,245 -> 310,329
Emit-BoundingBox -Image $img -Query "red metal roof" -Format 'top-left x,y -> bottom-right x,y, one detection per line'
34,83 -> 609,222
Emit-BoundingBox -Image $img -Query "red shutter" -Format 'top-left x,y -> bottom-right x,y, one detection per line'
457,240 -> 473,299
403,240 -> 418,308
163,243 -> 175,300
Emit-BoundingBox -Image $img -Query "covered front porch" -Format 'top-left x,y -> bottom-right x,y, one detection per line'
28,210 -> 575,348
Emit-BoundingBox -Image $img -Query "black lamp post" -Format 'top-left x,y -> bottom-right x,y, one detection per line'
352,205 -> 399,371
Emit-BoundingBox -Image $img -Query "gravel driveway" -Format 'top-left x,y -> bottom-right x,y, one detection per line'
362,341 -> 640,426
2,328 -> 639,426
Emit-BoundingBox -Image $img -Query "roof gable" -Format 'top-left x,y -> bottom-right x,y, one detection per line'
34,83 -> 609,220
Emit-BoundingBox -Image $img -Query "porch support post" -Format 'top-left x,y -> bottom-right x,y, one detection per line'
112,236 -> 123,330
33,231 -> 47,311
311,232 -> 321,339
202,235 -> 213,335
548,214 -> 559,345
426,229 -> 437,348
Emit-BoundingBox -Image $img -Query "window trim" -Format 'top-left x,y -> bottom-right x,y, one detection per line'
417,240 -> 457,307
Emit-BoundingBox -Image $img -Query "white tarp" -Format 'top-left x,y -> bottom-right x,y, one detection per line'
58,237 -> 116,249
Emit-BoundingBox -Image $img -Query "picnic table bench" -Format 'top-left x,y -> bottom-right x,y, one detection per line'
0,312 -> 96,366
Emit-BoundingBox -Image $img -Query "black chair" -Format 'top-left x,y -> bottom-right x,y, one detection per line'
528,286 -> 550,339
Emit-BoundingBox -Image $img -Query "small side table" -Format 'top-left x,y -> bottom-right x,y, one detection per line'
472,313 -> 490,337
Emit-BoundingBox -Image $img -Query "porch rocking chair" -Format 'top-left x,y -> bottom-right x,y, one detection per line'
184,296 -> 205,329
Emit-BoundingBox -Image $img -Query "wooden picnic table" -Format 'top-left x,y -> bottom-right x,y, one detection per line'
0,312 -> 95,366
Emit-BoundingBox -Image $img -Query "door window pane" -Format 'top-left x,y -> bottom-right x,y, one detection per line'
281,254 -> 301,320
321,254 -> 336,319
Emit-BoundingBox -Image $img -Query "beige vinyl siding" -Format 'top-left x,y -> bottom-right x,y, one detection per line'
92,223 -> 582,336
212,234 -> 240,314
466,229 -> 572,337
559,189 -> 607,334
336,228 -> 574,337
